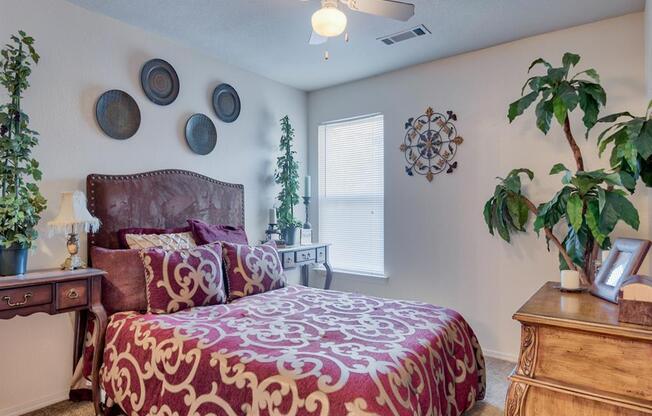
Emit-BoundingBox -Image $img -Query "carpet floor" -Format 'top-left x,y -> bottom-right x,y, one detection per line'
24,357 -> 512,416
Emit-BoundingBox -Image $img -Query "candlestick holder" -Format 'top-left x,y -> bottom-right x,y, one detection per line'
300,196 -> 313,245
265,223 -> 281,242
302,196 -> 312,229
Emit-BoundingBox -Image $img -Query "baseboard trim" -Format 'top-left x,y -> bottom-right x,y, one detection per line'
483,348 -> 518,363
0,389 -> 69,416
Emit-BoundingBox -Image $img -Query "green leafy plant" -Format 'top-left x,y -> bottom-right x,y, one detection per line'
484,53 -> 640,283
274,115 -> 301,232
594,102 -> 652,189
0,31 -> 46,249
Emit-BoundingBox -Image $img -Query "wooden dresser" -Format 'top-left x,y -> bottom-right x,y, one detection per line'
506,282 -> 652,415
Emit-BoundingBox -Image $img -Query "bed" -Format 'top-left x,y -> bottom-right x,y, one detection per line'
84,169 -> 486,416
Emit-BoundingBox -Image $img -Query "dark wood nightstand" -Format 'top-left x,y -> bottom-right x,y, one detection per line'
278,243 -> 333,290
0,268 -> 107,415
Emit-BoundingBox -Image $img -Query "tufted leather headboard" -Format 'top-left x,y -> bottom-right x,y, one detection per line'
86,169 -> 244,250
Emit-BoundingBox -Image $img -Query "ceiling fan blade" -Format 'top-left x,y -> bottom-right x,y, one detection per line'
343,0 -> 415,21
309,31 -> 328,45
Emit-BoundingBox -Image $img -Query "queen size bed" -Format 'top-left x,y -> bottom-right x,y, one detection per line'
81,169 -> 485,416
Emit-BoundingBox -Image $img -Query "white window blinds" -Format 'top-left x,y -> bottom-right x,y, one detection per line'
318,114 -> 384,276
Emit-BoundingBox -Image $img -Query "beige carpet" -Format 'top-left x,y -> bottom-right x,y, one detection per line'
25,357 -> 512,416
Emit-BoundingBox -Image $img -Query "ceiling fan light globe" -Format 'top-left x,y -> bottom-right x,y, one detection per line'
311,7 -> 347,37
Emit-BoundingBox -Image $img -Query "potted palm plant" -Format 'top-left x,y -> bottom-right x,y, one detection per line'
275,115 -> 301,245
483,53 -> 641,284
0,31 -> 47,275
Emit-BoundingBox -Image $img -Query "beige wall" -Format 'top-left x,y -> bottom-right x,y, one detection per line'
0,1 -> 307,414
307,13 -> 648,362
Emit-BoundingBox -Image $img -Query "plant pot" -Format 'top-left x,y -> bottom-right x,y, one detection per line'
0,244 -> 29,276
283,226 -> 299,246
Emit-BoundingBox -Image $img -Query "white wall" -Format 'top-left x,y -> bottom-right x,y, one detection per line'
0,1 -> 307,414
308,13 -> 648,362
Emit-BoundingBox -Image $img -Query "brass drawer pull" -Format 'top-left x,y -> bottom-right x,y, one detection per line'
3,292 -> 32,307
67,289 -> 80,299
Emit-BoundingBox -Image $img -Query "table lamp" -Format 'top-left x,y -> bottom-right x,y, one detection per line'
48,191 -> 100,270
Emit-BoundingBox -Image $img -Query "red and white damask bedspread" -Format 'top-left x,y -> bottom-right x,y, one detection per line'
100,286 -> 486,416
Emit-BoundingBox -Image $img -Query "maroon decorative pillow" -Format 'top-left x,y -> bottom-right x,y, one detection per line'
90,247 -> 147,315
140,242 -> 226,314
187,219 -> 248,245
222,241 -> 286,301
117,226 -> 191,249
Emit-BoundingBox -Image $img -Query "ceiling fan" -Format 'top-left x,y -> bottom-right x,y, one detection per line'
305,0 -> 416,45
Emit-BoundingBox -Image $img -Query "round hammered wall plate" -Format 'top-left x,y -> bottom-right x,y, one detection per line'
95,90 -> 141,140
141,58 -> 180,106
212,83 -> 241,123
185,113 -> 217,155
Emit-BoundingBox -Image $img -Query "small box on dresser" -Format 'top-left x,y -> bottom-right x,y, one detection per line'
618,275 -> 652,327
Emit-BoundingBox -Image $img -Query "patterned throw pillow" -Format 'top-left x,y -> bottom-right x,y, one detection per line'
140,242 -> 226,314
222,241 -> 286,301
125,232 -> 196,250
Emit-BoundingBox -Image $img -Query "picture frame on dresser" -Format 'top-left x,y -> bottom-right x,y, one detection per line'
590,237 -> 651,304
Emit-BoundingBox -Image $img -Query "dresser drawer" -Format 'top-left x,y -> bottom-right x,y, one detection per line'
282,251 -> 296,268
316,247 -> 326,263
56,280 -> 88,310
0,285 -> 52,312
295,249 -> 316,264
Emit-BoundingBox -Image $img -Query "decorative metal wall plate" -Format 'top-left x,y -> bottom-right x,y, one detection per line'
185,113 -> 217,155
141,58 -> 180,106
95,90 -> 141,140
400,108 -> 463,182
212,83 -> 241,123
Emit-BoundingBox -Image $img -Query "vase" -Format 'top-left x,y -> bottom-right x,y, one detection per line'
283,225 -> 299,246
0,243 -> 28,276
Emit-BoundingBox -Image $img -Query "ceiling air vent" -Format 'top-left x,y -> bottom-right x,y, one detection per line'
378,25 -> 430,46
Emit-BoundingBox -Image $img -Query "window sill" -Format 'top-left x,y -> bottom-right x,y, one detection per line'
313,266 -> 389,282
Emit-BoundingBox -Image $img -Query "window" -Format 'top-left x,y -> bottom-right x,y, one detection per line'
318,114 -> 384,276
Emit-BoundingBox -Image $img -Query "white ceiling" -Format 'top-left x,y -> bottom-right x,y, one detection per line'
65,0 -> 645,91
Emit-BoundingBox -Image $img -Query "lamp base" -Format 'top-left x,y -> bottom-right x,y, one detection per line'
61,254 -> 86,271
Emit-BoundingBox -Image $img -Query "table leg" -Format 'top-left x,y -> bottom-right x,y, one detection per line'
73,310 -> 87,371
301,264 -> 310,287
90,303 -> 107,416
323,261 -> 333,290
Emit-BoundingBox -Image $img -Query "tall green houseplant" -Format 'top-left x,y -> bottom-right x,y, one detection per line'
0,31 -> 46,275
483,53 -> 640,284
275,115 -> 301,244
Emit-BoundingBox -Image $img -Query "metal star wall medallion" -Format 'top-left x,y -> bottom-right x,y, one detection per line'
400,108 -> 463,183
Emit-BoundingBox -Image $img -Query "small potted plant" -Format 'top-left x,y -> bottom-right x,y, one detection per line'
274,115 -> 301,245
0,31 -> 47,275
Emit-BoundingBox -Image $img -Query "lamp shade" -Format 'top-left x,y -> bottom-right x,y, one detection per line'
312,6 -> 347,37
48,191 -> 100,234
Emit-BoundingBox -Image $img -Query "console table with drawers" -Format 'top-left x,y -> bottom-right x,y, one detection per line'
278,243 -> 333,290
0,268 -> 107,415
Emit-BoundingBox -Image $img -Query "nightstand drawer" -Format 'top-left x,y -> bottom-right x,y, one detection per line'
283,252 -> 296,268
56,280 -> 88,310
0,285 -> 52,312
295,249 -> 316,264
316,247 -> 326,263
